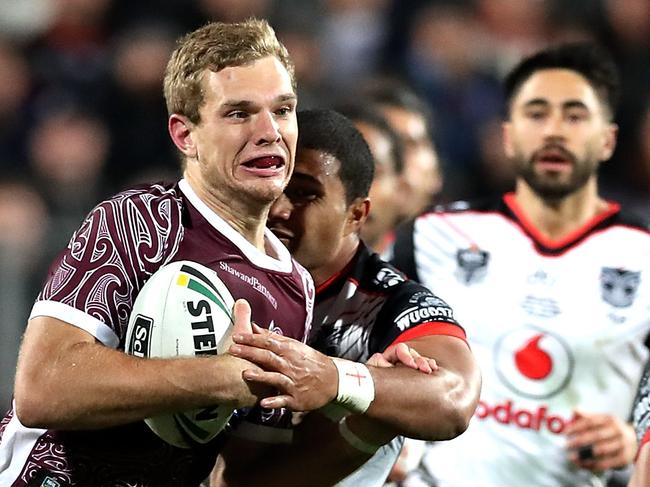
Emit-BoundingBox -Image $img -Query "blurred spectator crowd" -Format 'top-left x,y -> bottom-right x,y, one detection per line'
0,0 -> 649,410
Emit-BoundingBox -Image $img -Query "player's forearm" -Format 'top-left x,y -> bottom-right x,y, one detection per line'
362,361 -> 479,440
629,441 -> 650,487
14,319 -> 263,429
353,336 -> 481,441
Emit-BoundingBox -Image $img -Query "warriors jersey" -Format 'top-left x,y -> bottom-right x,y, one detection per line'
389,194 -> 650,487
231,244 -> 466,486
0,179 -> 314,487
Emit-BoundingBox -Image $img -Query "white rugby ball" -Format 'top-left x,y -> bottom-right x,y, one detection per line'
125,260 -> 236,448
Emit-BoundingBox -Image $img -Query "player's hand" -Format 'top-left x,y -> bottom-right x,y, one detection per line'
367,343 -> 438,374
565,409 -> 637,472
229,324 -> 338,411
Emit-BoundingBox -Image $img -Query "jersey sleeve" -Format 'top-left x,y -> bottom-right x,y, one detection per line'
30,188 -> 182,348
369,281 -> 466,355
386,219 -> 420,282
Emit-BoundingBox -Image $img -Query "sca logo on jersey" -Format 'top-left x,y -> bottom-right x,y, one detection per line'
600,267 -> 641,308
128,315 -> 153,358
494,327 -> 574,399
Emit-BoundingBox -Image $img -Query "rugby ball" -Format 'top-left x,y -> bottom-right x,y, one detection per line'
125,260 -> 236,448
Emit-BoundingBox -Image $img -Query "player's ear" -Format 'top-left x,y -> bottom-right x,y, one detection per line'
169,114 -> 197,158
502,120 -> 515,159
599,122 -> 618,161
345,197 -> 370,234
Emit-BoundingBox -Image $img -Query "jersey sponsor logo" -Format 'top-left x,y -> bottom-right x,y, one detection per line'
456,247 -> 489,284
600,267 -> 640,308
476,399 -> 571,434
494,327 -> 574,399
395,305 -> 454,331
375,267 -> 404,288
520,295 -> 561,318
219,261 -> 278,309
408,291 -> 447,307
128,315 -> 153,358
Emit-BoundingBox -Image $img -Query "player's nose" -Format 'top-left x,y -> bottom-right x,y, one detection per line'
269,193 -> 293,221
253,110 -> 281,145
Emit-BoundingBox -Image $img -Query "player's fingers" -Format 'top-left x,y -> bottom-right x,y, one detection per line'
413,355 -> 434,374
230,343 -> 285,371
366,352 -> 393,368
394,343 -> 418,369
566,425 -> 617,450
231,299 -> 253,335
592,437 -> 623,458
232,330 -> 284,353
259,395 -> 291,410
242,369 -> 293,391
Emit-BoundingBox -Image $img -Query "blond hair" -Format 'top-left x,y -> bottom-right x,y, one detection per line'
163,18 -> 295,123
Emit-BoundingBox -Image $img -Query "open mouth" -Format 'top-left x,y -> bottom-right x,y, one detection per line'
534,146 -> 574,169
242,156 -> 285,170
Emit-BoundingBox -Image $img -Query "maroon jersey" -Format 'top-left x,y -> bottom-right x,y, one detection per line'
0,180 -> 314,487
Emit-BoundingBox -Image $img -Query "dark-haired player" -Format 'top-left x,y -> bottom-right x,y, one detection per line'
389,42 -> 650,486
214,109 -> 480,486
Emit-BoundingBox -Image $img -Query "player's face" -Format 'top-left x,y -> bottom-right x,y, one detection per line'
354,122 -> 400,247
267,148 -> 355,278
503,69 -> 617,199
380,106 -> 441,218
185,56 -> 297,206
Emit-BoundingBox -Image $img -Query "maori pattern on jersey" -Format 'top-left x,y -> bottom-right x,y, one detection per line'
634,363 -> 650,443
38,185 -> 183,344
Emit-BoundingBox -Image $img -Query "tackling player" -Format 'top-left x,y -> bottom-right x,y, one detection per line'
389,42 -> 650,486
213,109 -> 481,486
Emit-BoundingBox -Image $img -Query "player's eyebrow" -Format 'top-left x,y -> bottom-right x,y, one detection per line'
221,94 -> 297,110
523,98 -> 550,109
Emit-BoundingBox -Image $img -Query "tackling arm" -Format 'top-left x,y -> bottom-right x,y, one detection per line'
217,333 -> 480,486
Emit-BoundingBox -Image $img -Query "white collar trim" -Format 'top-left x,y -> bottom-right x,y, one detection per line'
179,179 -> 293,273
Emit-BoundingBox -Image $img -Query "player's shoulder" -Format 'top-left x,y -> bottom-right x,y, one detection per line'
91,181 -> 183,222
608,205 -> 650,234
358,247 -> 437,297
417,196 -> 505,220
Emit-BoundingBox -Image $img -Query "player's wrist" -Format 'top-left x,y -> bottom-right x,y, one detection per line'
331,358 -> 375,414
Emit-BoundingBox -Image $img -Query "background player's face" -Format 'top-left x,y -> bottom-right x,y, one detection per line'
503,69 -> 617,199
267,148 -> 356,277
354,121 -> 400,246
379,106 -> 441,218
186,56 -> 297,205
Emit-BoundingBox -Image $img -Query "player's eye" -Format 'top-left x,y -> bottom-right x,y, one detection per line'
275,105 -> 295,117
226,110 -> 249,119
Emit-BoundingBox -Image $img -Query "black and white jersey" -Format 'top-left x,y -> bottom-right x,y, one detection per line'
633,361 -> 650,453
311,243 -> 465,363
389,193 -> 650,487
231,244 -> 466,487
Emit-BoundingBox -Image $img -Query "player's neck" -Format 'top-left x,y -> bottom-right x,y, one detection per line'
183,174 -> 268,251
513,178 -> 609,242
311,236 -> 360,289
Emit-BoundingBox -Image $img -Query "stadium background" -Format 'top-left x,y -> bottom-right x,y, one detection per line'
0,0 -> 648,413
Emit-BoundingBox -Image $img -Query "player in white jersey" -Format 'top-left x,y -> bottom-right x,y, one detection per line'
212,109 -> 481,486
389,42 -> 650,486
